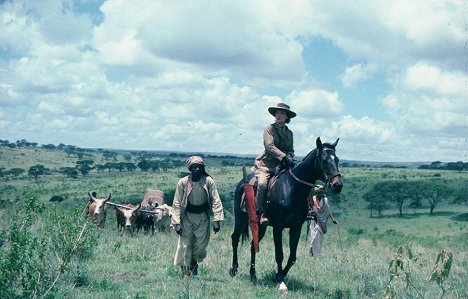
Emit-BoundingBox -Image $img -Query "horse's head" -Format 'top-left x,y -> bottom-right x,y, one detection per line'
316,137 -> 343,194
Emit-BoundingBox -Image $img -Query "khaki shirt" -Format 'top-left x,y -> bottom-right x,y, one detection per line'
171,175 -> 224,225
253,123 -> 294,173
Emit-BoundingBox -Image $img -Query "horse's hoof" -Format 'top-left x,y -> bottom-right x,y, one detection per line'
278,282 -> 288,293
229,267 -> 238,277
275,273 -> 284,283
250,274 -> 258,284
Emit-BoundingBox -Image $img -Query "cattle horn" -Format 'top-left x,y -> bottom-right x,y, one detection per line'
105,193 -> 111,202
88,191 -> 97,202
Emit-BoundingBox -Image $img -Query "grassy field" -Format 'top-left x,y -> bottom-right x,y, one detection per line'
1,146 -> 467,298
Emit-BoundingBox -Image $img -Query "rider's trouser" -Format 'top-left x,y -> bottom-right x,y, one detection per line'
254,168 -> 271,212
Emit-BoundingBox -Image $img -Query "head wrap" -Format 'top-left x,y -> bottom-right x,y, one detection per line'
185,156 -> 210,177
314,184 -> 325,193
186,156 -> 205,169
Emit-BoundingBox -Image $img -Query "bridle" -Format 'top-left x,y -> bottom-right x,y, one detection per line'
289,147 -> 341,188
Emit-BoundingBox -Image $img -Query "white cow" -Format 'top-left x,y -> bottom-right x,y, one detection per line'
154,204 -> 173,232
115,204 -> 141,235
86,191 -> 111,228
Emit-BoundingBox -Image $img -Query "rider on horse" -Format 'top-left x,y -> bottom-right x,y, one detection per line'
252,102 -> 297,224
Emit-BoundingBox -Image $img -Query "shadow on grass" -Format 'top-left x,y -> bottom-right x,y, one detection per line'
451,212 -> 468,221
253,271 -> 315,293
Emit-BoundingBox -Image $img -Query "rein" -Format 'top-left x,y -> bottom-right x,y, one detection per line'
289,148 -> 341,187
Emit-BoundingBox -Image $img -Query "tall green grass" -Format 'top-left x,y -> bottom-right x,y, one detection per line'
0,147 -> 467,298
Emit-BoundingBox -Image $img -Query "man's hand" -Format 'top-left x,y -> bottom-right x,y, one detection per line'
174,224 -> 182,235
213,221 -> 221,234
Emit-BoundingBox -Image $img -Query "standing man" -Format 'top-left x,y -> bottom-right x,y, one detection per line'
172,156 -> 224,276
252,102 -> 296,224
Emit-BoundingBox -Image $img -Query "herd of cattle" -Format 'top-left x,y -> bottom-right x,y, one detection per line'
86,190 -> 173,235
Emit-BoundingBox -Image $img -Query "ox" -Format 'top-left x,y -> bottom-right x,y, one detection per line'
136,206 -> 156,235
115,204 -> 141,235
86,191 -> 111,228
154,204 -> 173,232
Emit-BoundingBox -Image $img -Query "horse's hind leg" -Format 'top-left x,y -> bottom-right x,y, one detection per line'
282,226 -> 302,278
230,224 -> 243,277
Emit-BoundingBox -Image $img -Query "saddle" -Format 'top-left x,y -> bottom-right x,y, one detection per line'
240,167 -> 288,213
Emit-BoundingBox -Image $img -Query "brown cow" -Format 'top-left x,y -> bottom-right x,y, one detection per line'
115,204 -> 141,235
86,191 -> 111,228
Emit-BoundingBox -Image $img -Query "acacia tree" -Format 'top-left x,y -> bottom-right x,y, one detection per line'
414,181 -> 453,215
28,164 -> 49,181
364,180 -> 416,217
363,185 -> 389,217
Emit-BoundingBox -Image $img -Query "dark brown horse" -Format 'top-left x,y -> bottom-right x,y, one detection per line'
229,137 -> 343,291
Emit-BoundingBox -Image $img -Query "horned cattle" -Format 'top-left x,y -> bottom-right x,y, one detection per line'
86,191 -> 111,228
136,206 -> 156,235
154,204 -> 173,232
115,204 -> 141,235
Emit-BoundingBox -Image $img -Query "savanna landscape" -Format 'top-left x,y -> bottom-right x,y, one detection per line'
0,141 -> 467,299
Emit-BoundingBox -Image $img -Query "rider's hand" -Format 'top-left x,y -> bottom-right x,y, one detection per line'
174,224 -> 182,235
282,154 -> 295,168
213,221 -> 221,234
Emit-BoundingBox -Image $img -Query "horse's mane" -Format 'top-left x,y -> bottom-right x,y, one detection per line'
297,142 -> 335,166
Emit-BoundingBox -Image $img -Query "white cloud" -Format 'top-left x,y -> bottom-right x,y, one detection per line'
382,63 -> 467,138
286,89 -> 344,118
404,63 -> 466,96
1,0 -> 465,162
340,64 -> 378,88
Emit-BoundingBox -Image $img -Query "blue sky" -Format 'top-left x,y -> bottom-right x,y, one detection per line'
0,0 -> 466,162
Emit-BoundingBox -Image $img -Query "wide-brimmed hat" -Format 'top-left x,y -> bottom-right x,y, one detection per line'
268,103 -> 296,118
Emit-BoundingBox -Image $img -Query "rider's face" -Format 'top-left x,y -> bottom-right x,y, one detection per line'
275,110 -> 288,125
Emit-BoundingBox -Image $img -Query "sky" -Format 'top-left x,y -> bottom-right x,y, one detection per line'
0,0 -> 467,162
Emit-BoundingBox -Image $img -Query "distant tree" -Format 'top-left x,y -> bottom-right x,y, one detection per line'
363,187 -> 389,217
104,162 -> 117,173
28,164 -> 48,181
123,154 -> 132,162
137,160 -> 151,172
124,162 -> 136,172
102,151 -> 117,161
41,144 -> 56,150
446,161 -> 465,172
364,180 -> 415,217
430,161 -> 443,169
7,168 -> 25,177
76,160 -> 94,176
452,184 -> 468,205
60,167 -> 79,178
408,197 -> 423,214
116,162 -> 126,172
94,164 -> 107,173
149,160 -> 160,172
413,181 -> 453,215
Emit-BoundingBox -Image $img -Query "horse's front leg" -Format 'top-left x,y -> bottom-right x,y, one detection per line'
272,227 -> 285,283
282,225 -> 302,278
250,224 -> 268,282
